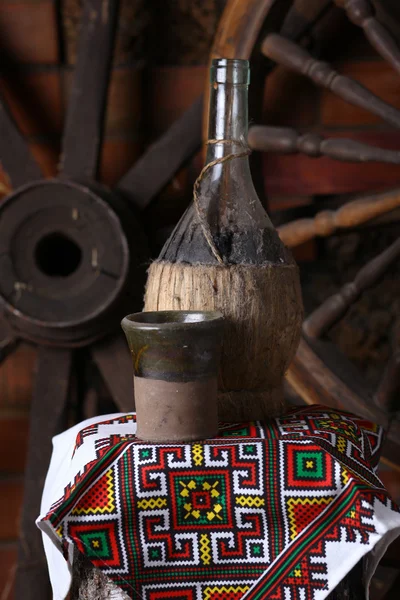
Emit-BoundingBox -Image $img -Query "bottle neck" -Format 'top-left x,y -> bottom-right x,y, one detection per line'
206,81 -> 249,161
158,58 -> 290,267
193,58 -> 278,264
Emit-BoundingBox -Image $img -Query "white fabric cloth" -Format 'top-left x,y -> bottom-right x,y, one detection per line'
38,413 -> 125,599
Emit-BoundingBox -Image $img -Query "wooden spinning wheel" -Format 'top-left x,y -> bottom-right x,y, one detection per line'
205,0 -> 400,476
0,2 -> 202,598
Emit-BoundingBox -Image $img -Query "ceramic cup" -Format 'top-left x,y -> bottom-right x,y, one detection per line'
121,310 -> 224,442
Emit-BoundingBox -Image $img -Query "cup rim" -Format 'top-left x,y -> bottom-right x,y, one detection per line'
121,310 -> 224,331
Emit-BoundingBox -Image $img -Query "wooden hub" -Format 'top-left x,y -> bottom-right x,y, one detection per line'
0,179 -> 130,346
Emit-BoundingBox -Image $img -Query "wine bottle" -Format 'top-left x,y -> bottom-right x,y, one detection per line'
145,59 -> 303,420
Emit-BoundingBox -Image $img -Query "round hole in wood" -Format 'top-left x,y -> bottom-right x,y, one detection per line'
34,232 -> 83,277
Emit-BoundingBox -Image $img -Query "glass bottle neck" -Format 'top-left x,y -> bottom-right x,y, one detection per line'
206,61 -> 249,163
159,58 -> 291,266
206,83 -> 248,159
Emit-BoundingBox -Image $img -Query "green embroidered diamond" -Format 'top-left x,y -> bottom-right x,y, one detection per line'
80,531 -> 110,559
150,547 -> 161,559
290,563 -> 302,578
296,451 -> 324,478
346,505 -> 357,519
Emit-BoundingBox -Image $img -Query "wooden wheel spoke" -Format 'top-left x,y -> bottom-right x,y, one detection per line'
248,124 -> 400,163
280,0 -> 332,40
261,33 -> 400,129
116,95 -> 203,211
0,317 -> 18,364
303,237 -> 400,339
16,346 -> 72,600
381,416 -> 400,471
287,337 -> 387,426
0,93 -> 42,188
287,337 -> 400,470
278,187 -> 400,248
91,334 -> 133,412
335,0 -> 400,77
375,320 -> 400,413
59,0 -> 120,182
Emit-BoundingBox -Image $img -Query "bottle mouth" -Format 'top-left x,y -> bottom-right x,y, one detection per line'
211,58 -> 250,84
121,310 -> 224,332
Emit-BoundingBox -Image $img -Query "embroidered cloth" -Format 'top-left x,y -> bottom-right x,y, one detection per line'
38,405 -> 400,600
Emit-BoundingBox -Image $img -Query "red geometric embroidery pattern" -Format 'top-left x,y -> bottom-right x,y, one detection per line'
286,496 -> 333,540
41,406 -> 400,600
68,520 -> 122,569
72,469 -> 115,515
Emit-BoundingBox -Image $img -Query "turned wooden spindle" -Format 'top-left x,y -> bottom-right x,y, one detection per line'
277,187 -> 400,248
375,320 -> 400,413
334,0 -> 400,76
262,33 -> 400,129
248,125 -> 400,163
303,237 -> 400,339
280,0 -> 332,39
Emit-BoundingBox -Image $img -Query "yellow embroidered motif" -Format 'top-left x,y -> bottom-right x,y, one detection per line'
200,534 -> 211,565
192,444 -> 204,466
337,436 -> 346,453
342,468 -> 350,485
236,496 -> 265,507
204,586 -> 250,599
137,498 -> 167,509
207,504 -> 223,521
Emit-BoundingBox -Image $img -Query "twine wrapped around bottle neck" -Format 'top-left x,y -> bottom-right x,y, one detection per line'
193,139 -> 251,265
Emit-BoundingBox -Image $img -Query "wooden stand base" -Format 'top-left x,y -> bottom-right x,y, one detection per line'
71,550 -> 128,600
